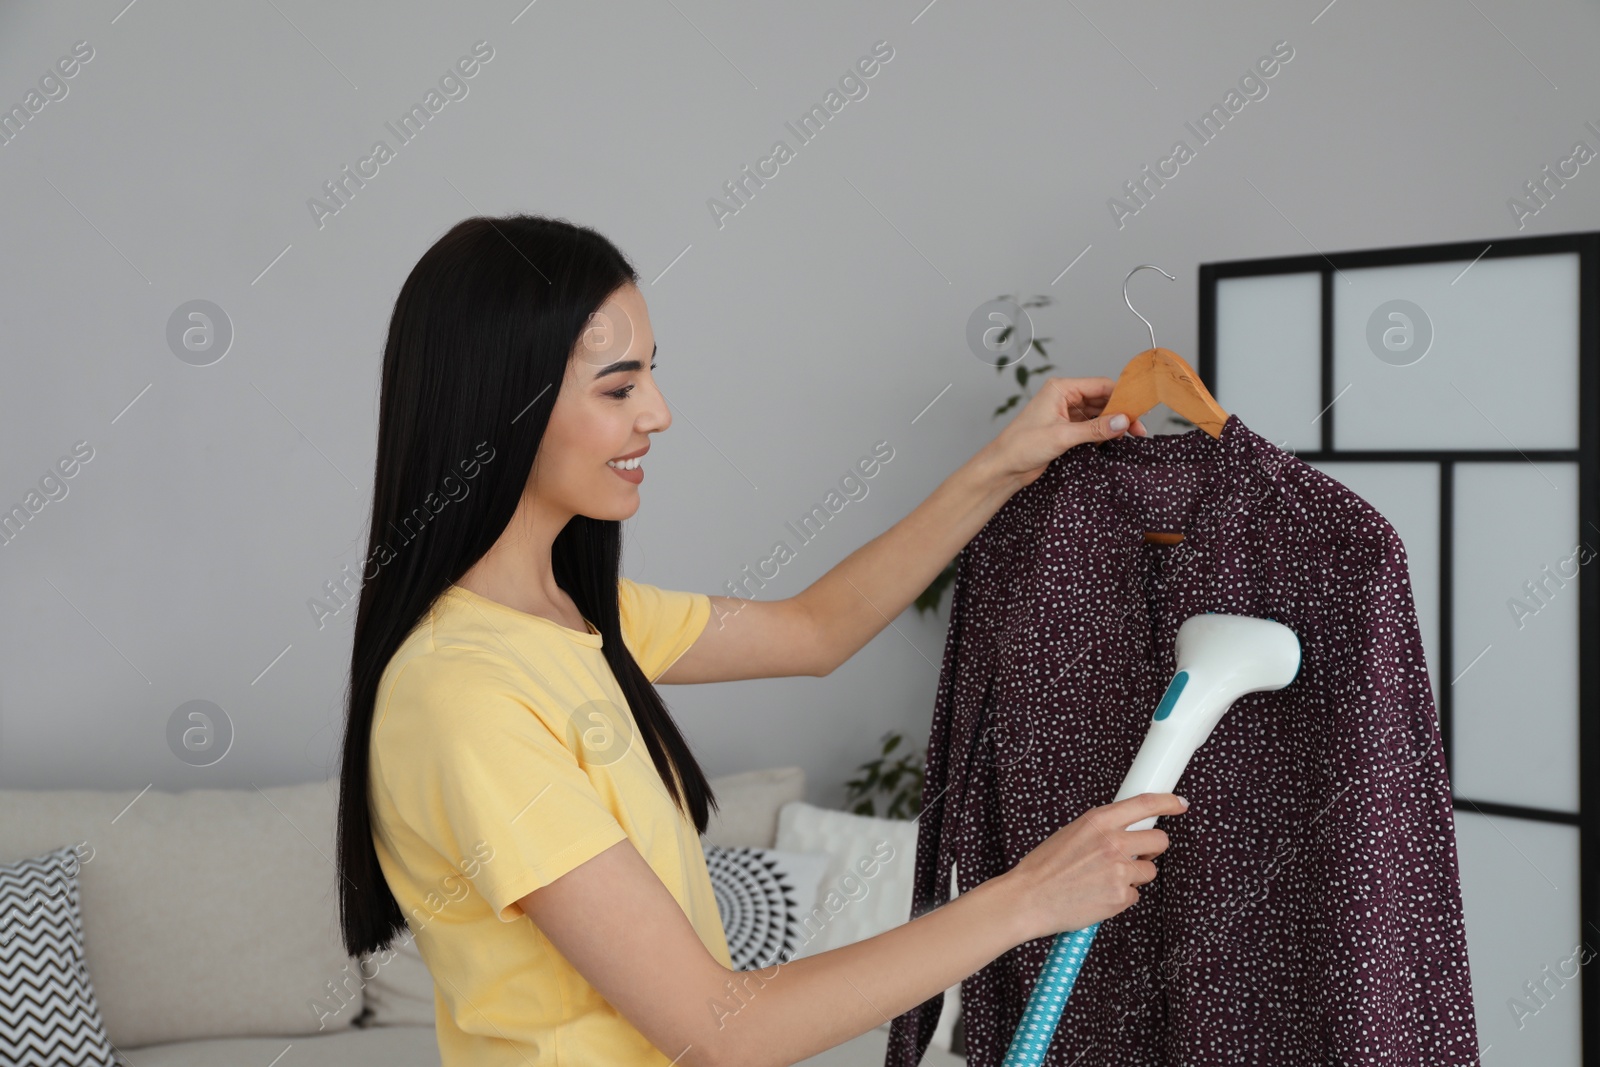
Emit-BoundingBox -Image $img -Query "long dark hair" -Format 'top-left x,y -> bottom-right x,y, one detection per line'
335,214 -> 717,958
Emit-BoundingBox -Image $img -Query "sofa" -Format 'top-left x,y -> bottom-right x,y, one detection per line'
0,768 -> 964,1066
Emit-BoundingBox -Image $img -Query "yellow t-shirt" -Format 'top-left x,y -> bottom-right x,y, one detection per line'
368,576 -> 728,1066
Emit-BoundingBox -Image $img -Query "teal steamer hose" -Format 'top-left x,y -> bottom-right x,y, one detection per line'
1000,923 -> 1099,1066
997,613 -> 1302,1065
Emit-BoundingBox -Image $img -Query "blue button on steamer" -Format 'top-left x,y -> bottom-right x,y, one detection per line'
1152,670 -> 1189,721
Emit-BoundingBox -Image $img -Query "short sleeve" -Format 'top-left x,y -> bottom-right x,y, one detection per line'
617,577 -> 711,682
375,658 -> 629,923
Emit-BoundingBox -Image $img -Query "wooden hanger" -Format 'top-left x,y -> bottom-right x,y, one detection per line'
1103,265 -> 1229,546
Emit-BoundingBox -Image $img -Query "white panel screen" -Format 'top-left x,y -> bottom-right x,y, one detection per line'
1454,811 -> 1582,1066
1451,463 -> 1580,812
1215,272 -> 1323,452
1330,253 -> 1579,451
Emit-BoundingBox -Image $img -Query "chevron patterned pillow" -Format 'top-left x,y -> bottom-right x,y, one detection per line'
0,846 -> 118,1067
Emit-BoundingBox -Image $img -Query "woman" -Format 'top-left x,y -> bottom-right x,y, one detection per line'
335,213 -> 1182,1067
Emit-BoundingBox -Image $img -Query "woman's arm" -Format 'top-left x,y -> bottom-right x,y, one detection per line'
795,444 -> 1019,676
654,445 -> 1029,684
516,790 -> 1186,1067
795,377 -> 1143,676
659,377 -> 1145,684
653,448 -> 1022,685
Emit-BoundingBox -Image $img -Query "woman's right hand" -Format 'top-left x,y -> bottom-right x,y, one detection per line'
1000,792 -> 1189,943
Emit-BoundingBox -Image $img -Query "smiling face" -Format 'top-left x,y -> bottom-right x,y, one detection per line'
529,282 -> 668,522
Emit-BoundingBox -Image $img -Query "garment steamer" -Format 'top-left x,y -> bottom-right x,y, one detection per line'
1000,613 -> 1302,1066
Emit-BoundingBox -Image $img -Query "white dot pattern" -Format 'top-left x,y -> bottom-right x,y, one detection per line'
886,416 -> 1480,1067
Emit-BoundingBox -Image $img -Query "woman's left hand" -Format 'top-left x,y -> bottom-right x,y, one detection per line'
985,376 -> 1148,490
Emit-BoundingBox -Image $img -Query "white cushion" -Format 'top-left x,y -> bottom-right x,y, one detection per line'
702,766 -> 805,849
774,802 -> 961,1050
774,801 -> 920,957
0,779 -> 361,1048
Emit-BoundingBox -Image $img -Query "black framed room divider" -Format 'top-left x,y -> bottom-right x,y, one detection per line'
1199,231 -> 1598,1064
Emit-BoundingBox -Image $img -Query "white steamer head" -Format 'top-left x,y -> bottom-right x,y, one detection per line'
1112,613 -> 1302,827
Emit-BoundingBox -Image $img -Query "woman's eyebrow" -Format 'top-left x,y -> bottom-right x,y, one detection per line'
593,343 -> 657,380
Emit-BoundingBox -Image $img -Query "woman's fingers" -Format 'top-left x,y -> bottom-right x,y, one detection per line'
1097,792 -> 1189,827
1122,827 -> 1171,860
1050,379 -> 1112,416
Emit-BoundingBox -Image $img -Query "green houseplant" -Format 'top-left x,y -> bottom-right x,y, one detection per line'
842,730 -> 925,819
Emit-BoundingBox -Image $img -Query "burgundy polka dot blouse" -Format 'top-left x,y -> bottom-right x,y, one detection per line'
886,415 -> 1479,1066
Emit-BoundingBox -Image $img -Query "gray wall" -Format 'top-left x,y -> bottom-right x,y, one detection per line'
2,1 -> 1597,807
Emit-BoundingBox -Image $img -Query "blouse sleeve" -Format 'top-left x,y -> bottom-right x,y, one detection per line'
617,576 -> 712,682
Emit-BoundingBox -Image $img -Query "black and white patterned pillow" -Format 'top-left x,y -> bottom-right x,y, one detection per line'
0,845 -> 118,1067
703,845 -> 829,971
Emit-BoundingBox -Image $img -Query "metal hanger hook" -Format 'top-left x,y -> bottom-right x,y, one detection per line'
1123,264 -> 1176,351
